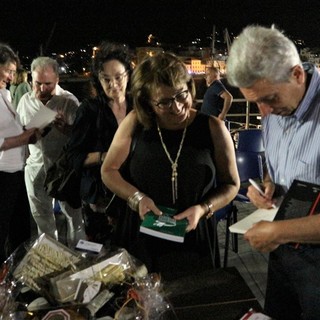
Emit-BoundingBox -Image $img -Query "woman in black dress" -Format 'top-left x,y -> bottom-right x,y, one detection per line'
101,52 -> 239,275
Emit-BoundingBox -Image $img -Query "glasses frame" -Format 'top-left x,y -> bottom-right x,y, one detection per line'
99,70 -> 128,86
153,89 -> 189,109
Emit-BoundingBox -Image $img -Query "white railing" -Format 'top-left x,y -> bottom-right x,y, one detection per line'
195,98 -> 261,130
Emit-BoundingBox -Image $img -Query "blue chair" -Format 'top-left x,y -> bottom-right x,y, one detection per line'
237,129 -> 264,153
235,151 -> 264,202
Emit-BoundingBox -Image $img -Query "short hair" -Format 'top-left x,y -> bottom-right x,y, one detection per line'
131,52 -> 196,129
226,25 -> 302,88
0,43 -> 20,68
31,56 -> 59,76
91,41 -> 132,96
206,66 -> 220,75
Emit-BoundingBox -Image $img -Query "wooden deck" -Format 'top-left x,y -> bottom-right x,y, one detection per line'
216,201 -> 268,308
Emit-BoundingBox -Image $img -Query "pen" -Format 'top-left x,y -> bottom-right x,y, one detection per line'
248,179 -> 277,209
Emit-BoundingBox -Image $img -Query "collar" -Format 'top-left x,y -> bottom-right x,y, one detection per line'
294,63 -> 320,122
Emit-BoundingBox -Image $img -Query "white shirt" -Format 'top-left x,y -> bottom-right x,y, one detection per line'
0,88 -> 25,172
17,85 -> 79,170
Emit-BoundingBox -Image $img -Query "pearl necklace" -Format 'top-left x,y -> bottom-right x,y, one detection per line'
157,118 -> 189,204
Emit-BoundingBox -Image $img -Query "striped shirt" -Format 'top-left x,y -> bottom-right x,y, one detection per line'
263,63 -> 320,192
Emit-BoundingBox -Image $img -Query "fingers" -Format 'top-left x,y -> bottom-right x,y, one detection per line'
247,185 -> 275,209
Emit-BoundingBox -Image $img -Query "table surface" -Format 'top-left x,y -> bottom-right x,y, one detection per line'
162,267 -> 262,320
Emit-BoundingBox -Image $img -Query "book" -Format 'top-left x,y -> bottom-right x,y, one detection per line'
229,207 -> 278,234
274,179 -> 320,221
139,205 -> 188,243
229,179 -> 320,235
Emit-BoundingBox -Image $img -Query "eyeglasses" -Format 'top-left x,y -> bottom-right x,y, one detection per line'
99,70 -> 128,85
154,90 -> 189,109
5,69 -> 16,76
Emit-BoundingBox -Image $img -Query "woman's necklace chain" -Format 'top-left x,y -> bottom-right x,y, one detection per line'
157,119 -> 189,204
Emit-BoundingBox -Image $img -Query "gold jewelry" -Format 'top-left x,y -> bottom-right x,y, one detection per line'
202,200 -> 214,219
128,191 -> 146,212
157,118 -> 188,203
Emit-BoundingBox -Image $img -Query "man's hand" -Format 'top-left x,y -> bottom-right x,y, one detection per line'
244,220 -> 280,252
247,181 -> 276,209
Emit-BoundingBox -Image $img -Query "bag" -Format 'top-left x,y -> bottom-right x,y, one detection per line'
44,149 -> 81,209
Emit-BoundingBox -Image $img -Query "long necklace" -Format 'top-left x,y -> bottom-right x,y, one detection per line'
157,118 -> 189,204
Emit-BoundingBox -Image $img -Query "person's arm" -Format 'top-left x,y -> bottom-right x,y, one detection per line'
218,90 -> 233,120
203,116 -> 240,213
67,101 -> 99,171
0,127 -> 40,151
173,115 -> 240,231
101,111 -> 162,219
244,213 -> 320,253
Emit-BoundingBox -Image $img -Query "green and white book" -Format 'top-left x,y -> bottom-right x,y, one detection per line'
139,205 -> 188,243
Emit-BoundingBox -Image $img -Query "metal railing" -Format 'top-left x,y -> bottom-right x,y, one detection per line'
195,98 -> 261,130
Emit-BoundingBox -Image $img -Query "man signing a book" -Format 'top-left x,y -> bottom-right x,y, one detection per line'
227,25 -> 320,319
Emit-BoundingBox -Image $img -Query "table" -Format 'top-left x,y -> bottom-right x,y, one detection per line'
163,267 -> 262,320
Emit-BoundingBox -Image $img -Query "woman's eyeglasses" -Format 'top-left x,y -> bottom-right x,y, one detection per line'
99,70 -> 128,85
154,90 -> 189,109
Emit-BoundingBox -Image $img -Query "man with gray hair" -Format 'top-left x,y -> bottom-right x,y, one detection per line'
17,57 -> 85,248
227,25 -> 320,319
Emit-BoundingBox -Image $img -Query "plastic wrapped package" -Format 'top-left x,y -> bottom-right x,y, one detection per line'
115,273 -> 171,320
0,234 -> 172,319
0,234 -> 160,319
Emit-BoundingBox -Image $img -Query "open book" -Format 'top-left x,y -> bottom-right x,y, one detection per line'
229,207 -> 278,234
140,205 -> 188,243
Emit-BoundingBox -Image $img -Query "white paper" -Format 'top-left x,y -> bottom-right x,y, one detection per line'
229,207 -> 278,234
25,106 -> 57,130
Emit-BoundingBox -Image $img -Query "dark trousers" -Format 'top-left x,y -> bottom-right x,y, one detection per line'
265,244 -> 320,320
0,171 -> 31,263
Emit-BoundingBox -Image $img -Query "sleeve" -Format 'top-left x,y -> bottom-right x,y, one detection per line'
66,99 -> 97,172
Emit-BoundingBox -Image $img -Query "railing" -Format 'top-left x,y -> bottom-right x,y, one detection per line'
195,98 -> 261,131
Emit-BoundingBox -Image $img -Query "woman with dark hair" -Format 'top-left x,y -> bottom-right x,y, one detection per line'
67,41 -> 133,244
101,52 -> 239,275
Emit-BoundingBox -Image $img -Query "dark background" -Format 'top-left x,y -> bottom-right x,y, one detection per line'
2,0 -> 320,56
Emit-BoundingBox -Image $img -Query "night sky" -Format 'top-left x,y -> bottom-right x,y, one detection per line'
2,0 -> 320,56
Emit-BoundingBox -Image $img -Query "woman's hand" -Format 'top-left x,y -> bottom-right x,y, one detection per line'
174,205 -> 204,232
138,196 -> 163,220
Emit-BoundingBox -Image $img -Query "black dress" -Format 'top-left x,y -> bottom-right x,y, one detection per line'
114,112 -> 218,276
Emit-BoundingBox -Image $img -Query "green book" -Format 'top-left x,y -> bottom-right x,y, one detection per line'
139,205 -> 188,243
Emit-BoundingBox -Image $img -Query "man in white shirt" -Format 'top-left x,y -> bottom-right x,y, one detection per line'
17,57 -> 85,247
0,43 -> 40,263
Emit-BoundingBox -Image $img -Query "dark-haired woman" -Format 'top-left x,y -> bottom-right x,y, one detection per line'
67,41 -> 132,244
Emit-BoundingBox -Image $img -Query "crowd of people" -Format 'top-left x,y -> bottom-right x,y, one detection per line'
1,23 -> 320,319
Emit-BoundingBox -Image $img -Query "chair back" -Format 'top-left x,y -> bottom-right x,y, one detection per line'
237,129 -> 264,153
236,151 -> 263,183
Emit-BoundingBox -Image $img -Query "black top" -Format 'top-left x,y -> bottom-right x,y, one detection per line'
114,112 -> 218,273
67,94 -> 132,203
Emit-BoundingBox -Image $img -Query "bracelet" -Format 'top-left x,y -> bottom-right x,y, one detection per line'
202,200 -> 214,219
127,191 -> 146,212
